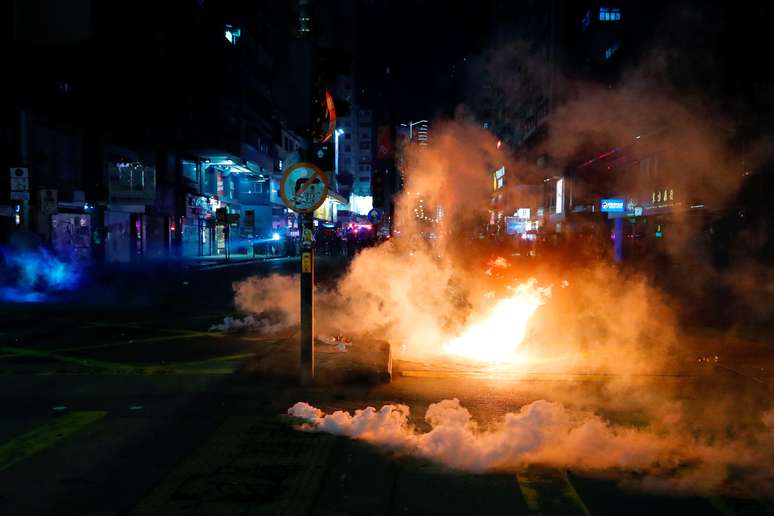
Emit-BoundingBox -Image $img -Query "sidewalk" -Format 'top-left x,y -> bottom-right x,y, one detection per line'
181,253 -> 294,270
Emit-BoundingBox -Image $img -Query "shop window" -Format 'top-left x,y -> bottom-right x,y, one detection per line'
181,160 -> 198,183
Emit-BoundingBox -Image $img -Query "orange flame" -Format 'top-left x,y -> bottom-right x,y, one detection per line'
442,279 -> 550,364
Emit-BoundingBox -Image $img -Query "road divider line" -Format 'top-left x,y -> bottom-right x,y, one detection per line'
0,411 -> 107,472
516,468 -> 591,516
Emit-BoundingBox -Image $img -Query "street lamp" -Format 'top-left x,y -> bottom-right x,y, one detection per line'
334,128 -> 344,184
400,119 -> 428,141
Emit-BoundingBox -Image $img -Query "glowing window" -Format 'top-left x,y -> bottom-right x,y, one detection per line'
599,7 -> 621,21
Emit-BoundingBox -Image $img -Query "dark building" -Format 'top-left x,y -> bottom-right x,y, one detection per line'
470,0 -> 774,262
4,0 -> 316,261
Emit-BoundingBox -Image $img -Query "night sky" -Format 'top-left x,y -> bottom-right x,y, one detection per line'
353,0 -> 494,121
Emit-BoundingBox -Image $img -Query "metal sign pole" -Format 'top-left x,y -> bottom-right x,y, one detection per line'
278,162 -> 328,386
299,212 -> 315,386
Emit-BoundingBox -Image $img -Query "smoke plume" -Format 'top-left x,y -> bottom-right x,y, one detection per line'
288,398 -> 774,493
229,15 -> 774,497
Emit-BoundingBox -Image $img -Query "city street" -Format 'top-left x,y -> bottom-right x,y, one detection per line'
0,258 -> 771,515
5,1 -> 774,514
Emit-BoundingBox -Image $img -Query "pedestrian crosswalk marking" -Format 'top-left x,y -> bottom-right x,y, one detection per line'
0,411 -> 107,472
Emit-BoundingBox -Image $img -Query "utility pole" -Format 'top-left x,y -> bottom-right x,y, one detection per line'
299,212 -> 314,385
298,0 -> 317,386
280,0 -> 335,386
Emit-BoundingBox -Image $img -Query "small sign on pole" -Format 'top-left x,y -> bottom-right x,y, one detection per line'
279,162 -> 329,214
278,162 -> 329,386
367,208 -> 383,225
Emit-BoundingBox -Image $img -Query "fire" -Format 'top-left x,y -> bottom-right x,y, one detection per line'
484,256 -> 510,276
442,279 -> 550,364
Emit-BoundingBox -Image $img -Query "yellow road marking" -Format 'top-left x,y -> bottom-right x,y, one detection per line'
0,346 -> 243,375
0,411 -> 107,471
517,469 -> 591,516
0,330 -> 225,361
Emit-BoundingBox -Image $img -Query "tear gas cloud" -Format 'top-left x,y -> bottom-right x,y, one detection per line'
226,33 -> 770,368
289,398 -> 774,493
226,25 -> 773,495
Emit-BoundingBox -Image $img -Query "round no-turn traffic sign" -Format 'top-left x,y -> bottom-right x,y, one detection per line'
279,162 -> 329,213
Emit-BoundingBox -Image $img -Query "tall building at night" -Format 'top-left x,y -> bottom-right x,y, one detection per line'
413,122 -> 429,147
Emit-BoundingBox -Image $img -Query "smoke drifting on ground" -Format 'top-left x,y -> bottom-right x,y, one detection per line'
289,398 -> 774,494
212,274 -> 300,333
224,22 -> 774,496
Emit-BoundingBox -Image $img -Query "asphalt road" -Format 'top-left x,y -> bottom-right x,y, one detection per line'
0,256 -> 772,515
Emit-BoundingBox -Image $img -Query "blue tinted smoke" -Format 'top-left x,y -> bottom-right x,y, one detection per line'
0,246 -> 82,302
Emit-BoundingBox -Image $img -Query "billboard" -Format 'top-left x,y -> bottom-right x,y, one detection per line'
600,198 -> 626,213
493,166 -> 505,191
505,216 -> 525,235
555,178 -> 564,214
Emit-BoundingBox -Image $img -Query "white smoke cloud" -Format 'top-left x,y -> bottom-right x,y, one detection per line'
210,315 -> 274,333
288,398 -> 774,493
211,274 -> 299,334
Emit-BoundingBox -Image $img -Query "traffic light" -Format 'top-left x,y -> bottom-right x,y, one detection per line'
372,169 -> 385,208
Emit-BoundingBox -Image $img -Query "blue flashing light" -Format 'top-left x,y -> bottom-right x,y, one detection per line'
271,232 -> 281,241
